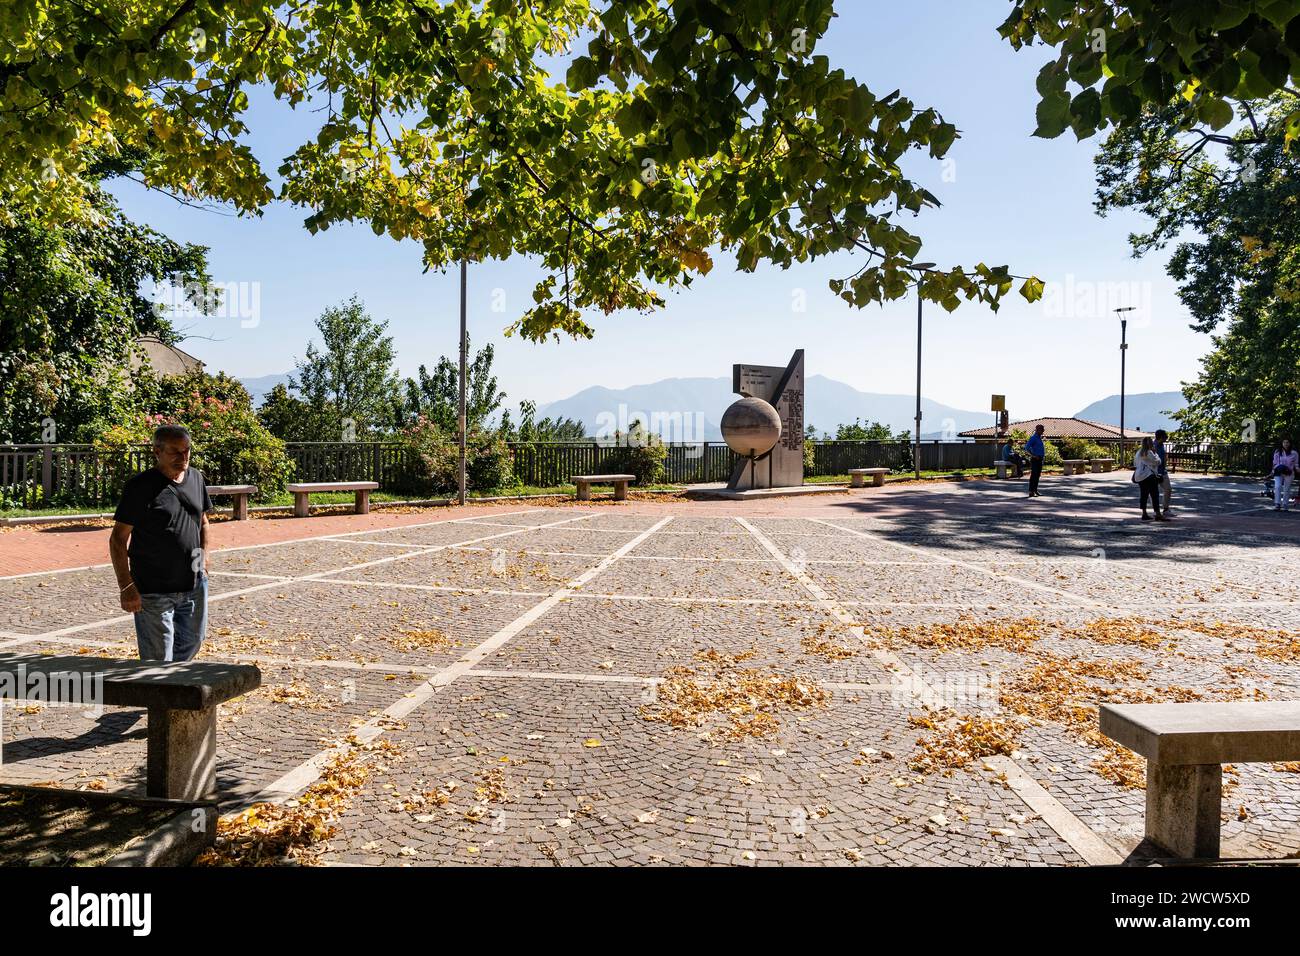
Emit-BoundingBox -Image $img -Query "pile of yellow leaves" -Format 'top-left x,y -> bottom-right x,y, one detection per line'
907,710 -> 1020,775
389,627 -> 460,653
641,649 -> 829,740
196,738 -> 400,866
868,615 -> 1045,654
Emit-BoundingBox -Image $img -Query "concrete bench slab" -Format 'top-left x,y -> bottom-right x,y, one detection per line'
207,484 -> 258,520
286,481 -> 380,517
1090,458 -> 1116,473
848,468 -> 889,488
1101,701 -> 1300,859
0,653 -> 260,801
1061,459 -> 1088,476
572,474 -> 636,502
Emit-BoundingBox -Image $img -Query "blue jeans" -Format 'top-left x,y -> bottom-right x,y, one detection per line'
133,573 -> 208,662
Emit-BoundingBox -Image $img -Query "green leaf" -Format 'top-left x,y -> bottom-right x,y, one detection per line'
1019,277 -> 1045,303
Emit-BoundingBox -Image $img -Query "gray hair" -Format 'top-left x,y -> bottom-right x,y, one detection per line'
152,424 -> 192,449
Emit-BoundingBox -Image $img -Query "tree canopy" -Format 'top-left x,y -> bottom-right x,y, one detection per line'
1001,1 -> 1300,148
1094,95 -> 1300,440
3,0 -> 1041,342
0,174 -> 211,444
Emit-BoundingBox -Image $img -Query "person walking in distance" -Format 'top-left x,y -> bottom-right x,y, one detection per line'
1025,424 -> 1046,497
1154,429 -> 1173,518
1133,437 -> 1166,521
1273,438 -> 1298,512
109,424 -> 213,661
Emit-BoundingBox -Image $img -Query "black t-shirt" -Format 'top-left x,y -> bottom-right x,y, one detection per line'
113,467 -> 213,595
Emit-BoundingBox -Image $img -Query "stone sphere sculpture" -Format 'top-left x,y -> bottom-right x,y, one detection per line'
720,397 -> 782,457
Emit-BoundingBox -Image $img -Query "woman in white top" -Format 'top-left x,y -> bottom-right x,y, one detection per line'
1273,439 -> 1297,512
1133,437 -> 1165,521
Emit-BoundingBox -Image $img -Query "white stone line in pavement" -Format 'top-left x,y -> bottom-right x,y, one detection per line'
465,668 -> 660,686
240,515 -> 677,808
0,630 -> 444,676
736,516 -> 1114,867
453,544 -> 799,565
0,508 -> 549,581
291,578 -> 552,599
208,570 -> 293,581
983,756 -> 1124,865
807,517 -> 1108,612
559,592 -> 818,607
313,538 -> 432,550
16,511 -> 601,643
456,667 -> 898,694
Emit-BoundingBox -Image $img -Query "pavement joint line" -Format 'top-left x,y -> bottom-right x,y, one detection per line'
208,570 -> 293,581
453,668 -> 906,694
0,630 -> 445,676
14,511 -> 602,643
0,507 -> 552,580
453,544 -> 791,565
983,755 -> 1125,866
464,668 -> 661,685
557,592 -> 822,607
290,578 -> 552,599
313,538 -> 435,550
807,517 -> 1110,612
233,514 -> 677,810
736,516 -> 1105,867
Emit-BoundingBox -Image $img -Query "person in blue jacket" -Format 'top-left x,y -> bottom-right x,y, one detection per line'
1025,424 -> 1046,497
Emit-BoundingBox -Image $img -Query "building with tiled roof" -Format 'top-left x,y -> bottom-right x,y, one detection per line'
959,417 -> 1154,440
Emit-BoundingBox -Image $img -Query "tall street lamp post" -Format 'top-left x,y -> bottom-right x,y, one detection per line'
1114,306 -> 1136,464
912,263 -> 936,480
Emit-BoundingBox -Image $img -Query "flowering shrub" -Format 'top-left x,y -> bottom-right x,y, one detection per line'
401,417 -> 518,494
98,374 -> 293,498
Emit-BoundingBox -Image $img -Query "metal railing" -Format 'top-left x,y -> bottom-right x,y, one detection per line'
2,440 -> 1279,510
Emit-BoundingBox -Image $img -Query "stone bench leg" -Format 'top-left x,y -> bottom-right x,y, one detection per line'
1145,762 -> 1221,859
872,472 -> 885,487
850,473 -> 865,488
293,492 -> 310,517
994,463 -> 1009,479
613,481 -> 628,501
1091,461 -> 1102,474
232,493 -> 249,520
147,706 -> 217,800
576,482 -> 591,502
355,489 -> 370,515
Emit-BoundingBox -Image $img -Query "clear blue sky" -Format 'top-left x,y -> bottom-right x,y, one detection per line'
108,0 -> 1206,421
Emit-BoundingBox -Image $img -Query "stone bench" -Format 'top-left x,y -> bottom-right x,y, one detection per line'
572,474 -> 635,502
1089,458 -> 1116,473
1061,459 -> 1089,476
848,468 -> 889,488
993,460 -> 1020,479
1100,701 -> 1300,859
286,481 -> 379,517
0,653 -> 260,801
207,483 -> 258,521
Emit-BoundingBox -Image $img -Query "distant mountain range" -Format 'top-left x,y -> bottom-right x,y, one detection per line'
533,375 -> 994,441
1073,391 -> 1184,434
236,370 -> 1186,441
239,373 -> 294,407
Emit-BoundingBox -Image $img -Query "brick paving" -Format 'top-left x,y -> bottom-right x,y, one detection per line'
2,472 -> 1299,865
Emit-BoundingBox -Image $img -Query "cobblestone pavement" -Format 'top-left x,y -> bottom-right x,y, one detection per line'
3,476 -> 1299,866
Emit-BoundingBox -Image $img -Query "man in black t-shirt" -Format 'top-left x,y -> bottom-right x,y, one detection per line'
109,425 -> 213,661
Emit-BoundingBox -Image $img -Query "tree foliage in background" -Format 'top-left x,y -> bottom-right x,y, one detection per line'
402,338 -> 505,432
499,400 -> 587,441
2,0 -> 1041,344
1001,1 -> 1300,149
286,296 -> 403,439
0,177 -> 211,444
1094,95 -> 1300,440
